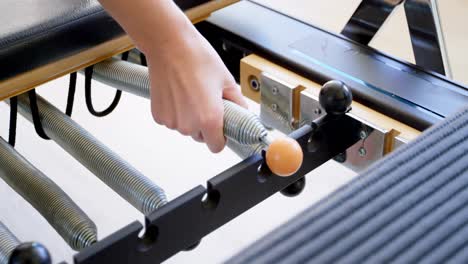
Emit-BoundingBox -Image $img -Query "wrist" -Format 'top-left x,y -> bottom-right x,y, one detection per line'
136,4 -> 195,57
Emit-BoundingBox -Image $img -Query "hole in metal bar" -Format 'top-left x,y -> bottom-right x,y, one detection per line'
137,225 -> 159,252
201,188 -> 221,210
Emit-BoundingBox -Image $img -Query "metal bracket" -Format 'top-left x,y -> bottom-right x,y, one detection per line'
299,90 -> 389,172
260,73 -> 304,134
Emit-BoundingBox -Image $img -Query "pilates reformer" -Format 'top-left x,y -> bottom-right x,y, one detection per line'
0,0 -> 467,263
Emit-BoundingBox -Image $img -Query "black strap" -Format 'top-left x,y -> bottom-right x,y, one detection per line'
121,51 -> 130,61
140,52 -> 147,66
84,66 -> 122,117
28,89 -> 50,140
8,96 -> 18,147
65,72 -> 77,117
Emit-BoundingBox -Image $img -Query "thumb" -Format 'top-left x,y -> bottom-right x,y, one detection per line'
223,84 -> 248,109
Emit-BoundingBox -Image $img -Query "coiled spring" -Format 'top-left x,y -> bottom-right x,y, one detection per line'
92,58 -> 271,147
14,94 -> 167,215
0,221 -> 19,264
226,139 -> 262,159
0,137 -> 97,250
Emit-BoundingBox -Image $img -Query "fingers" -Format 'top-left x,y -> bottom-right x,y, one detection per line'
191,131 -> 204,143
223,84 -> 248,109
200,105 -> 226,153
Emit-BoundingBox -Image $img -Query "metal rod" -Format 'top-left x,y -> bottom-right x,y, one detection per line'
10,94 -> 167,216
0,137 -> 96,250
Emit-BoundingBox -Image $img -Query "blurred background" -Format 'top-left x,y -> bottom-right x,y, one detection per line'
0,0 -> 466,263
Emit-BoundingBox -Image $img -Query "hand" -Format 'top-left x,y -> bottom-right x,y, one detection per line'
146,23 -> 247,153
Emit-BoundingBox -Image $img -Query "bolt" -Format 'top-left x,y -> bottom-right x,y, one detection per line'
333,152 -> 347,163
272,86 -> 278,95
271,104 -> 278,112
359,130 -> 368,139
249,77 -> 260,91
358,147 -> 367,157
222,42 -> 228,52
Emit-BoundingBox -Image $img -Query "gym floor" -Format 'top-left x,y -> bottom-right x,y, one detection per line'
0,1 -> 466,263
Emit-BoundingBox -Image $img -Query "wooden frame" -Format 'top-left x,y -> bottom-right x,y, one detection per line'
240,54 -> 421,152
0,0 -> 239,101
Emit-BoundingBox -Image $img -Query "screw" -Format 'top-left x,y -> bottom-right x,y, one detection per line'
359,130 -> 368,139
222,42 -> 228,52
271,104 -> 278,112
314,108 -> 322,115
272,86 -> 278,95
358,147 -> 367,157
249,77 -> 260,91
333,152 -> 347,163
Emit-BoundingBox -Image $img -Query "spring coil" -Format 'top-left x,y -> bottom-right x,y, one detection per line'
226,139 -> 263,159
93,58 -> 150,99
13,94 -> 167,216
93,58 -> 269,146
0,137 -> 97,250
0,221 -> 19,264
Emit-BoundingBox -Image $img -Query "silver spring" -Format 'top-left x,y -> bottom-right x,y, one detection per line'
93,58 -> 270,146
0,221 -> 19,264
0,137 -> 97,250
12,94 -> 167,216
226,139 -> 263,159
93,58 -> 150,99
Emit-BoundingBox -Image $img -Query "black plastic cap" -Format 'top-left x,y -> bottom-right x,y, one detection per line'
280,177 -> 306,197
319,80 -> 353,115
9,242 -> 51,264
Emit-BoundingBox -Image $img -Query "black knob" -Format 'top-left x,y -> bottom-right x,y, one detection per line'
9,242 -> 51,264
319,80 -> 352,115
280,177 -> 306,197
184,240 -> 202,251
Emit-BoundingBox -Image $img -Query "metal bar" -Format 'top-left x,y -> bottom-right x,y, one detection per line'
341,0 -> 404,45
75,114 -> 362,264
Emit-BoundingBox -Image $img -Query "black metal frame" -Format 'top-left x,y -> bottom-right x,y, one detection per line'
11,1 -> 466,263
342,0 -> 447,75
73,114 -> 362,264
197,1 -> 467,132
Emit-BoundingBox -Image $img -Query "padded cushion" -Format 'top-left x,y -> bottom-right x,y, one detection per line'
0,0 -> 209,82
228,106 -> 468,263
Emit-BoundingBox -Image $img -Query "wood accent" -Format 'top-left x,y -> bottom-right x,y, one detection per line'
240,54 -> 421,148
0,0 -> 239,101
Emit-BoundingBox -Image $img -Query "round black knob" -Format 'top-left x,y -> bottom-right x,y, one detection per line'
184,240 -> 202,251
319,80 -> 352,115
9,242 -> 51,264
280,177 -> 306,197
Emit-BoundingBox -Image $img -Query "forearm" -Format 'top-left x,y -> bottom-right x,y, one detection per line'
98,0 -> 193,56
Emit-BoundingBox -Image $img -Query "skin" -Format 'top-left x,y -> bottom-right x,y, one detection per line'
98,0 -> 247,153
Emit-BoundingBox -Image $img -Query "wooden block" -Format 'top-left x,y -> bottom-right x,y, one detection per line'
240,54 -> 421,151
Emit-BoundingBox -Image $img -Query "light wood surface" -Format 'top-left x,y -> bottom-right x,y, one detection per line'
0,0 -> 239,101
241,54 -> 421,149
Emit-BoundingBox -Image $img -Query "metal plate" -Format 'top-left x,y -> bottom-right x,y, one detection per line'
260,72 -> 301,134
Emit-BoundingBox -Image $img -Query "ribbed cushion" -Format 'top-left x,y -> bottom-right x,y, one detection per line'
228,106 -> 468,264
